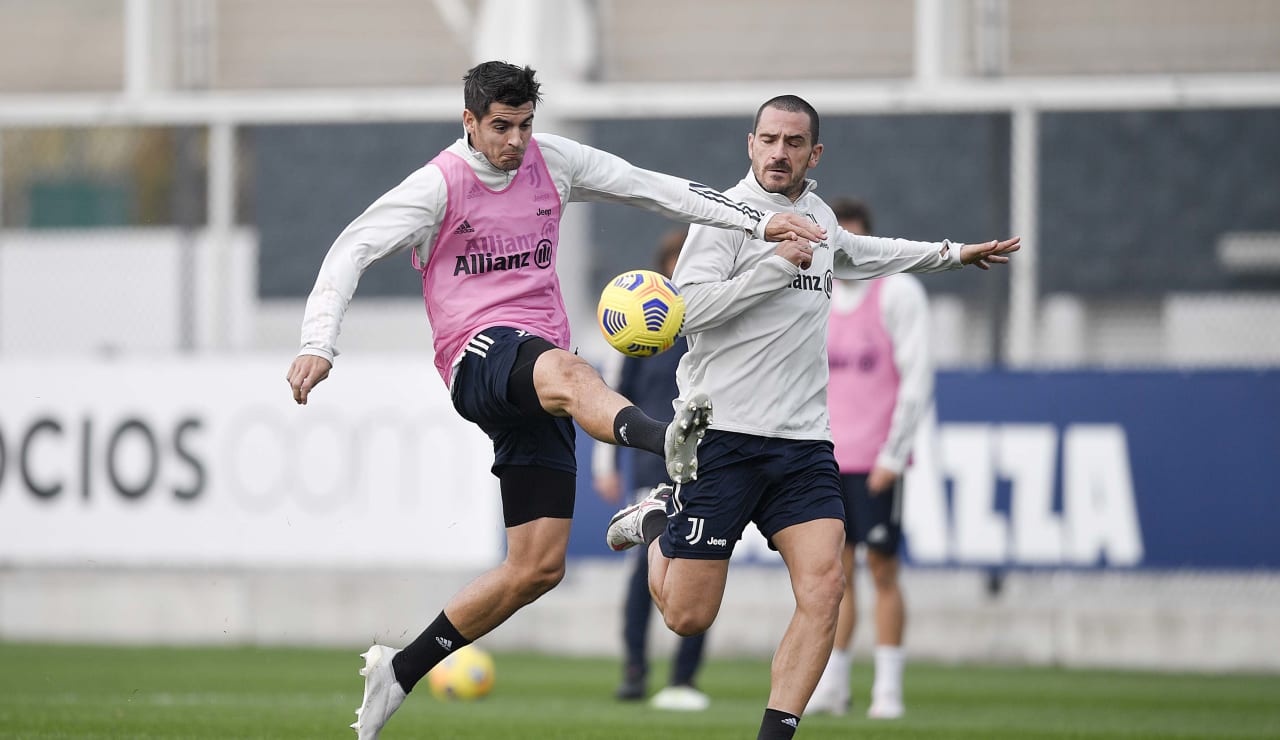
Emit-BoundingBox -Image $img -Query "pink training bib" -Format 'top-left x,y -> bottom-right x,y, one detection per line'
415,139 -> 567,385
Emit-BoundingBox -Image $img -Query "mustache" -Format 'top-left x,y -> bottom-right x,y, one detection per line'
766,161 -> 792,173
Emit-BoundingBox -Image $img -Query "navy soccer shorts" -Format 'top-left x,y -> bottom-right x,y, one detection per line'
450,326 -> 576,477
841,472 -> 903,556
658,430 -> 845,561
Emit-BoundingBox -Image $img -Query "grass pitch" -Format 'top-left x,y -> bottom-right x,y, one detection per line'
2,642 -> 1277,739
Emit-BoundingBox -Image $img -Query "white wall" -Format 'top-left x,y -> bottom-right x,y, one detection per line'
0,227 -> 258,355
4,564 -> 1278,673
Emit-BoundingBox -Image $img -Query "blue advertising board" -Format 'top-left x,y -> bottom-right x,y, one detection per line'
570,370 -> 1280,570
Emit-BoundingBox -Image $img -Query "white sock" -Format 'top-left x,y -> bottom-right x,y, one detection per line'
816,647 -> 852,696
829,647 -> 852,678
871,645 -> 904,703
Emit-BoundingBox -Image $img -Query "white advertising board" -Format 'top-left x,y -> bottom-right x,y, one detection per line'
0,355 -> 502,567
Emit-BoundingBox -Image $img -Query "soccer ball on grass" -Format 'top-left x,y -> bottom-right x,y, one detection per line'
427,645 -> 496,701
597,269 -> 685,358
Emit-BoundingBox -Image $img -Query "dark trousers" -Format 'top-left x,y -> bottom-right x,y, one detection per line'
623,548 -> 707,686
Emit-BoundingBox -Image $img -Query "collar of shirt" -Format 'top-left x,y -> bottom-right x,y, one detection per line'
454,131 -> 520,188
740,170 -> 819,209
832,277 -> 874,313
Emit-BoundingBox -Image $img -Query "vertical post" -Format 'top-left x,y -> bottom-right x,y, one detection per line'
914,0 -> 944,85
1007,105 -> 1039,366
124,0 -> 152,97
474,0 -> 601,352
207,121 -> 236,350
0,132 -> 5,353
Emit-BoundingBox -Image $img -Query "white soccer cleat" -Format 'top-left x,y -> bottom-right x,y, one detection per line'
867,697 -> 904,720
352,644 -> 407,739
664,393 -> 712,483
605,484 -> 672,551
649,685 -> 711,711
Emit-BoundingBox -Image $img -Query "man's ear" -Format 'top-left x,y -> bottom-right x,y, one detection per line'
809,142 -> 824,168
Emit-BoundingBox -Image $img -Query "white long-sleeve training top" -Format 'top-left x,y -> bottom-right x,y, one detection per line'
297,132 -> 776,364
672,172 -> 962,441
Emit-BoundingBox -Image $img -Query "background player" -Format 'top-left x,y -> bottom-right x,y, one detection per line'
805,197 -> 931,720
594,227 -> 711,711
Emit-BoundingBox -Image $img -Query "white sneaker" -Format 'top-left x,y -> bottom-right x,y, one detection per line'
867,697 -> 904,720
606,484 -> 672,551
664,393 -> 712,483
649,685 -> 710,711
351,644 -> 407,739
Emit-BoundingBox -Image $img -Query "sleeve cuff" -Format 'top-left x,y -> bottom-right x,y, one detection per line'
942,239 -> 964,268
298,346 -> 336,364
875,450 -> 908,474
751,210 -> 778,241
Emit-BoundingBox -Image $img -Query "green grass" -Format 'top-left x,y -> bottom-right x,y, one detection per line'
2,643 -> 1278,739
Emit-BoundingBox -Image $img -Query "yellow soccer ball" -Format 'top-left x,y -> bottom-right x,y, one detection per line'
597,269 -> 685,358
427,645 -> 496,701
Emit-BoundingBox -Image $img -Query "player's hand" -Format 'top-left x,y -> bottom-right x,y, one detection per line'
594,473 -> 623,504
287,354 -> 332,405
775,238 -> 815,270
959,237 -> 1021,270
762,213 -> 826,244
867,465 -> 899,495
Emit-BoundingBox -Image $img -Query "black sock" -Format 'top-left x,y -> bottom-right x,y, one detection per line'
757,708 -> 800,740
391,611 -> 472,693
612,406 -> 666,456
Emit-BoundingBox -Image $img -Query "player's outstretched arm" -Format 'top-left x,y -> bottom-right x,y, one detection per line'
761,212 -> 826,244
959,237 -> 1021,270
287,354 -> 333,405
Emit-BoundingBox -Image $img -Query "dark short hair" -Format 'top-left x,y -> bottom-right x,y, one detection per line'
463,61 -> 542,119
753,95 -> 820,144
655,227 -> 688,274
831,197 -> 874,235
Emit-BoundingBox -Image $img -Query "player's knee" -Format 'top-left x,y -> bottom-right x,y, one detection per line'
867,552 -> 900,591
535,353 -> 599,410
560,354 -> 603,393
799,562 -> 846,616
662,603 -> 715,637
509,558 -> 566,603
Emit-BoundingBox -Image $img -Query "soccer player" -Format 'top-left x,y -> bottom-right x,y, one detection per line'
285,62 -> 825,740
605,95 -> 1019,739
593,228 -> 711,711
805,198 -> 930,720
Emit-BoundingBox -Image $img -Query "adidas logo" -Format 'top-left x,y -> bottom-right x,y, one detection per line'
453,220 -> 475,234
436,636 -> 454,651
782,717 -> 799,728
466,183 -> 484,199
